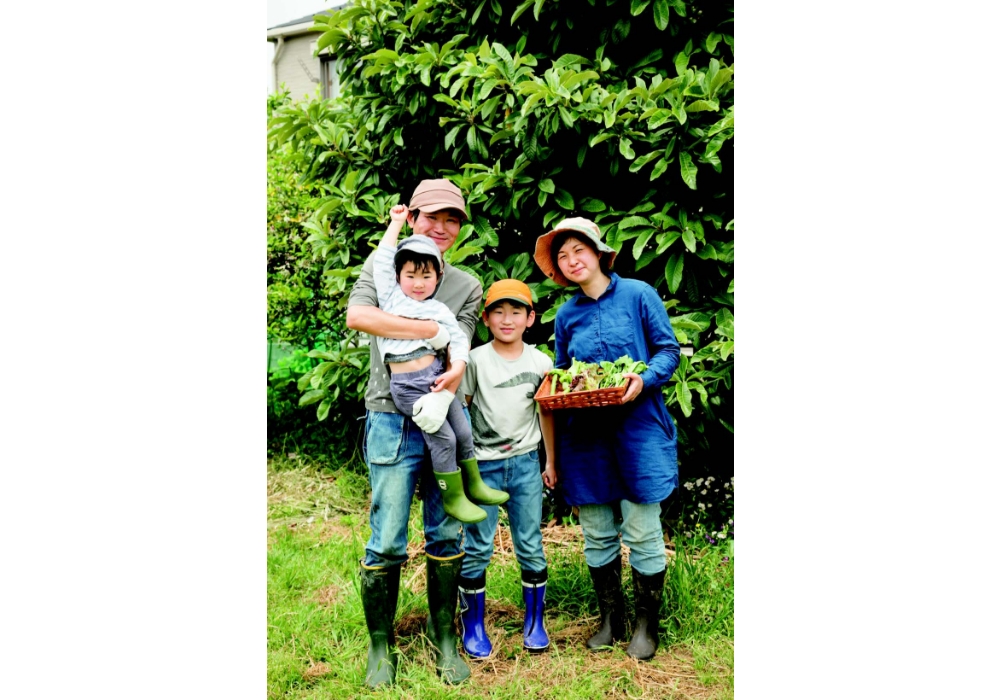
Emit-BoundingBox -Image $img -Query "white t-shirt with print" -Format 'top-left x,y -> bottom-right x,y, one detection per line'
459,342 -> 553,461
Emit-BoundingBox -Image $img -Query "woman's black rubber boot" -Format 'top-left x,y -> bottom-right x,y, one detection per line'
585,557 -> 626,650
625,567 -> 666,661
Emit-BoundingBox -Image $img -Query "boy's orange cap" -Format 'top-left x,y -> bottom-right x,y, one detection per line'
484,279 -> 533,310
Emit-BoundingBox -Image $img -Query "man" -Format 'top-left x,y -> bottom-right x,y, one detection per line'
346,178 -> 483,687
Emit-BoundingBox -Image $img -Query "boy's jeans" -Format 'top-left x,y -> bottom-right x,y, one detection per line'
577,500 -> 666,576
461,450 -> 547,579
362,410 -> 464,569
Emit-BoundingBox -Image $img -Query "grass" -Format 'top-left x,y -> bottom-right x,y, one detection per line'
268,456 -> 734,699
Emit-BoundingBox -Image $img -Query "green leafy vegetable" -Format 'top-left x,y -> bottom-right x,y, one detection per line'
544,356 -> 648,395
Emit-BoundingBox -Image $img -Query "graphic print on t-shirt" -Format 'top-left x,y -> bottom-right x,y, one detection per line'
495,371 -> 544,400
461,343 -> 552,461
468,371 -> 544,448
468,401 -> 507,447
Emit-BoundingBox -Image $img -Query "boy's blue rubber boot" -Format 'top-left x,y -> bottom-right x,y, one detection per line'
522,567 -> 550,652
458,573 -> 492,658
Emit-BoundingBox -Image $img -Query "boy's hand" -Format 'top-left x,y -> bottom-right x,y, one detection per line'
389,204 -> 409,223
431,363 -> 464,392
542,462 -> 558,489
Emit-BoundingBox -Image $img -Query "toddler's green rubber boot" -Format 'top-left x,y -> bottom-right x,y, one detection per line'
434,470 -> 487,523
459,458 -> 509,506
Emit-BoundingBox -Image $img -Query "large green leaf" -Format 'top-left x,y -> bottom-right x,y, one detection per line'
619,138 -> 636,160
647,108 -> 673,129
581,199 -> 607,212
665,252 -> 684,293
472,216 -> 499,246
298,389 -> 326,407
553,188 -> 575,210
676,380 -> 693,417
670,312 -> 712,332
650,157 -> 671,180
562,70 -> 600,91
681,228 -> 697,252
510,0 -> 533,23
553,54 -> 592,69
631,0 -> 652,15
632,228 -> 657,259
317,398 -> 332,421
710,67 -> 735,98
619,215 -> 651,229
635,248 -> 659,271
674,49 -> 689,76
656,230 -> 682,254
679,151 -> 698,189
629,150 -> 663,173
487,258 -> 507,278
653,0 -> 670,30
686,99 -> 719,112
589,132 -> 615,147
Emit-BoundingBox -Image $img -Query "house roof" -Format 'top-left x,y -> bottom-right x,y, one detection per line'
267,4 -> 348,37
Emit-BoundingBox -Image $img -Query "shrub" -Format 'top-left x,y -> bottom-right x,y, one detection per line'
267,0 -> 734,493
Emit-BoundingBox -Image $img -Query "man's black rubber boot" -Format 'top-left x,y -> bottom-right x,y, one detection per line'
359,561 -> 402,687
585,557 -> 627,650
625,567 -> 666,661
426,554 -> 472,684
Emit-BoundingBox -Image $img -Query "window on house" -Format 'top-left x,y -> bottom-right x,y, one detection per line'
321,57 -> 342,100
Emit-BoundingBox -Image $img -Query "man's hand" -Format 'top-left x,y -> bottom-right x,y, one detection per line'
427,323 -> 450,350
412,390 -> 455,433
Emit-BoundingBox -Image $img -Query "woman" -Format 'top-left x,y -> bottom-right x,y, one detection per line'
533,217 -> 680,661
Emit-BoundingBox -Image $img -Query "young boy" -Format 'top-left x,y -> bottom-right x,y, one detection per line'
457,279 -> 557,657
372,203 -> 509,523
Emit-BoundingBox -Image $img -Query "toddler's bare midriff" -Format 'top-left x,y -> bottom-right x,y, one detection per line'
388,353 -> 437,374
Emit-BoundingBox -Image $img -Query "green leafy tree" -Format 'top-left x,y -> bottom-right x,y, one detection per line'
268,89 -> 369,459
267,0 -> 734,528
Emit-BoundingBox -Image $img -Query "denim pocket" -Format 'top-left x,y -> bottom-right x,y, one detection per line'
366,411 -> 404,465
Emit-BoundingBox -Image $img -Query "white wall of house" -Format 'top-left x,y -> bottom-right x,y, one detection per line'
274,34 -> 323,101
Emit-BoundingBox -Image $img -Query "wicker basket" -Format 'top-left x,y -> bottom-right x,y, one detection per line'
534,374 -> 630,410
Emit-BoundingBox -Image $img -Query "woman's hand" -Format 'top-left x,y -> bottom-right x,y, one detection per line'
620,372 -> 644,403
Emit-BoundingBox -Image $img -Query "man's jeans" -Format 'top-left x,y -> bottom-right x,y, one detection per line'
577,500 -> 666,575
362,410 -> 464,569
460,450 -> 547,579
